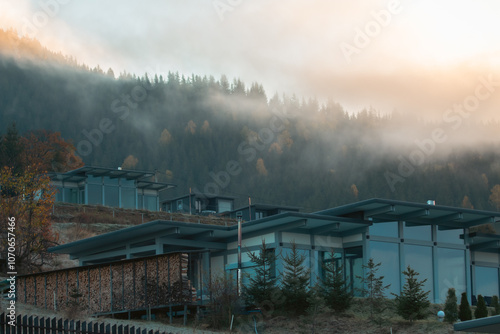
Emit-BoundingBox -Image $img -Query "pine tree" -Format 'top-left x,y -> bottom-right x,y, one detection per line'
458,292 -> 472,321
357,258 -> 390,322
280,241 -> 310,315
321,250 -> 352,313
475,295 -> 488,319
243,240 -> 278,308
393,266 -> 430,323
444,288 -> 458,323
491,295 -> 500,315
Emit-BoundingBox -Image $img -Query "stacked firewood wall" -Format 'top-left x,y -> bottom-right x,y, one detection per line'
16,253 -> 197,314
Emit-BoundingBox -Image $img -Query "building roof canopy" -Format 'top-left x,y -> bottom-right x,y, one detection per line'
316,198 -> 500,230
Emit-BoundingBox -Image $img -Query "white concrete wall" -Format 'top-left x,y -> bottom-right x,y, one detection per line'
314,235 -> 342,248
473,251 -> 500,264
227,232 -> 275,250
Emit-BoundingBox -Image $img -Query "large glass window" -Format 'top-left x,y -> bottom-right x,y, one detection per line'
63,188 -> 79,203
319,251 -> 342,281
103,176 -> 119,185
121,178 -> 135,187
369,241 -> 400,296
369,222 -> 398,238
218,199 -> 233,213
475,266 -> 499,302
404,244 -> 433,297
55,187 -> 63,202
87,175 -> 102,184
436,248 -> 466,303
436,228 -> 463,244
121,187 -> 136,209
403,223 -> 431,241
345,246 -> 363,296
104,185 -> 119,207
144,195 -> 157,211
87,184 -> 103,205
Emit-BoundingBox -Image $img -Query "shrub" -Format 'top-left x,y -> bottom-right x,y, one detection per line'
475,295 -> 488,319
205,272 -> 241,329
444,288 -> 458,323
393,266 -> 430,322
280,241 -> 310,315
458,292 -> 472,321
321,250 -> 352,313
491,295 -> 500,315
243,240 -> 279,311
357,258 -> 390,324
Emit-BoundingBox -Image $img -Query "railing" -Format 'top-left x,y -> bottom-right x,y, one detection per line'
0,313 -> 174,334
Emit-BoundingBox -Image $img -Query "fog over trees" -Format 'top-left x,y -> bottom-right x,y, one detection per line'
2,29 -> 500,211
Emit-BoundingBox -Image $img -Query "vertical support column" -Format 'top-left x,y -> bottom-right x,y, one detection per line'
431,225 -> 440,304
310,234 -> 316,286
464,227 -> 472,303
201,251 -> 211,304
398,221 -> 405,295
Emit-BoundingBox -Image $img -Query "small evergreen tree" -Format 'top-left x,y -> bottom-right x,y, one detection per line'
243,240 -> 278,308
491,295 -> 500,315
393,266 -> 430,323
280,241 -> 310,315
458,292 -> 472,321
357,258 -> 391,322
475,295 -> 488,319
321,250 -> 352,313
443,288 -> 458,323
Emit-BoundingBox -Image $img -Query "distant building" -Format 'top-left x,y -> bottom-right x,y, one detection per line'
49,198 -> 500,307
49,166 -> 176,211
224,203 -> 300,221
161,192 -> 235,214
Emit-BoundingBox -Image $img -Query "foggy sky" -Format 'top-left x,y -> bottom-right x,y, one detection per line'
2,0 -> 500,120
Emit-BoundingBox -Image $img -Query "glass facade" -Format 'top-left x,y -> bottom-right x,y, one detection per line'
104,185 -> 119,207
121,187 -> 136,209
436,248 -> 466,303
474,266 -> 499,301
403,223 -> 431,241
436,228 -> 463,244
403,244 -> 433,297
345,246 -> 363,296
369,221 -> 398,238
143,195 -> 157,211
87,184 -> 102,205
369,241 -> 400,296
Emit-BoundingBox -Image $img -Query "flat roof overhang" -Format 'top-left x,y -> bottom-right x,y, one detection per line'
454,315 -> 500,332
49,166 -> 176,191
465,232 -> 500,252
316,198 -> 500,230
49,212 -> 371,259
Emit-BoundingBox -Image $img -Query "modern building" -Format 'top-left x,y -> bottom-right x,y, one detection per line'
49,166 -> 176,211
224,203 -> 300,221
49,198 -> 500,305
161,192 -> 235,214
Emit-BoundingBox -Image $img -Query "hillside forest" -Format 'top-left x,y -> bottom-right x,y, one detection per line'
2,28 -> 500,212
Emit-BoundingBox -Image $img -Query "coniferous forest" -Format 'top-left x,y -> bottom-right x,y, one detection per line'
2,28 -> 500,212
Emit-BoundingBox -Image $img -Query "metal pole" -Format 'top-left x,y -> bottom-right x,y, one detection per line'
237,215 -> 242,296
